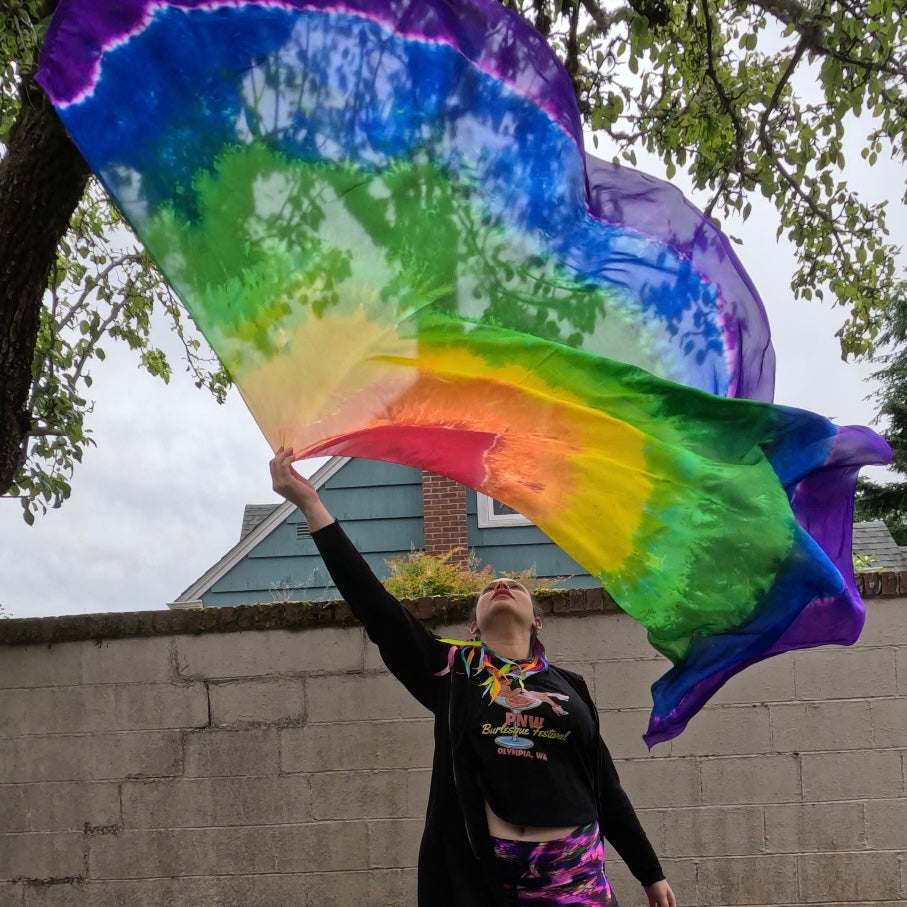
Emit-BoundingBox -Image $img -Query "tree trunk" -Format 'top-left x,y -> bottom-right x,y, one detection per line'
0,72 -> 89,497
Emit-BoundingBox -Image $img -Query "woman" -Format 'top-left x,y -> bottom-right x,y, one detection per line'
270,448 -> 677,907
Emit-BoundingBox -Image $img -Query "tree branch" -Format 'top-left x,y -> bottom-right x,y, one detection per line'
579,0 -> 630,34
749,0 -> 906,79
55,253 -> 135,333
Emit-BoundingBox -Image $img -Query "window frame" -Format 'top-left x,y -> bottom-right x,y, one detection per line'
476,493 -> 532,528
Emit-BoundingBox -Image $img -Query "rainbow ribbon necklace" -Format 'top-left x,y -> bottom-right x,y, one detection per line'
438,638 -> 549,703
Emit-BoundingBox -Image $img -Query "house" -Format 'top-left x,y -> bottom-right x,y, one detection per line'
169,456 -> 596,608
170,458 -> 907,608
852,520 -> 907,570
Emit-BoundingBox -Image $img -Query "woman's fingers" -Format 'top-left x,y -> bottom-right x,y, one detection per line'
270,447 -> 301,495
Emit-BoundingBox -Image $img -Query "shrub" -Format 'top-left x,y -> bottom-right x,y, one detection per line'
383,548 -> 540,599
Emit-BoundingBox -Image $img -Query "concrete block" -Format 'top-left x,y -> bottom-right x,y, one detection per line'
0,782 -> 119,834
865,798 -> 907,849
0,686 -> 116,736
898,646 -> 907,695
697,855 -> 798,905
81,638 -> 173,685
658,858 -> 699,907
856,598 -> 907,647
541,613 -> 654,664
599,709 -> 664,760
0,644 -> 82,689
793,647 -> 896,700
0,736 -> 92,783
871,698 -> 907,748
602,857 -> 636,904
366,817 -> 424,868
0,783 -> 23,829
122,775 -> 311,828
551,661 -> 597,698
763,801 -> 866,853
592,660 -> 667,709
0,832 -> 84,883
406,768 -> 431,818
662,805 -> 765,857
306,673 -> 427,722
273,774 -> 318,825
798,852 -> 903,903
0,882 -> 22,906
309,770 -> 409,819
400,867 -> 418,905
363,642 -> 392,673
89,825 -> 279,879
700,755 -> 801,805
371,721 -> 438,771
801,750 -> 903,801
606,857 -> 697,906
182,727 -> 279,776
27,871 -> 412,907
299,869 -> 411,907
208,678 -> 303,726
634,807 -> 666,852
113,683 -> 208,730
670,705 -> 772,757
770,700 -> 873,752
281,719 -> 434,772
89,823 -> 369,879
176,627 -> 362,680
21,879 -> 197,907
90,731 -> 183,780
710,655 -> 796,705
612,757 -> 701,808
363,623 -> 468,673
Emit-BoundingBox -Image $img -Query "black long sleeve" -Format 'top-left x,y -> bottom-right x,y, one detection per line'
312,520 -> 448,711
597,737 -> 664,885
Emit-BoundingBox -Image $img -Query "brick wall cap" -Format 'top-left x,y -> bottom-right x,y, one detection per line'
0,589 -> 622,647
2,575 -> 899,647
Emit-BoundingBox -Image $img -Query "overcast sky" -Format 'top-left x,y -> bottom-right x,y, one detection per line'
1,143 -> 902,619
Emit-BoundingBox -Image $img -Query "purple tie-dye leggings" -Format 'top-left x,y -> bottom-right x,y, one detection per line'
491,821 -> 620,906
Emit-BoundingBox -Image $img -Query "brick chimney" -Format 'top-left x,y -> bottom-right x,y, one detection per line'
421,471 -> 469,564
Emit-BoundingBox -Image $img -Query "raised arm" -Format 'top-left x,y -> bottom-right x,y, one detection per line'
269,449 -> 449,710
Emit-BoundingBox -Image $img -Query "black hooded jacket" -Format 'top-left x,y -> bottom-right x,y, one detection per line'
313,521 -> 664,906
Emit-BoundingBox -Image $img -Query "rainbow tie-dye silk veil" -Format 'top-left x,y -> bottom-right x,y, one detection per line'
37,0 -> 890,744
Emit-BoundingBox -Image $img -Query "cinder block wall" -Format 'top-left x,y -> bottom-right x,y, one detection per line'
0,588 -> 904,907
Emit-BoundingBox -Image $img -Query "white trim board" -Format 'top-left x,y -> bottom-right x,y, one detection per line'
168,456 -> 350,607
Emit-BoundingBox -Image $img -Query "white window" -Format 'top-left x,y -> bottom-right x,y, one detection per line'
476,494 -> 532,528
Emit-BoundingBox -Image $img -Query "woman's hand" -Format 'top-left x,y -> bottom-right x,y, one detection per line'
269,447 -> 334,531
644,879 -> 677,907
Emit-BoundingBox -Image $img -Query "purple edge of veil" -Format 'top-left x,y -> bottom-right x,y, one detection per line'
37,0 -> 578,130
645,426 -> 893,746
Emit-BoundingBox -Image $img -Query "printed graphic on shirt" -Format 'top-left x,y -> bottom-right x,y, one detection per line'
485,676 -> 571,754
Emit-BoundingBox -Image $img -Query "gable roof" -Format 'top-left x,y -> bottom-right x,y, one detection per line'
168,457 -> 350,607
240,504 -> 280,540
852,520 -> 907,570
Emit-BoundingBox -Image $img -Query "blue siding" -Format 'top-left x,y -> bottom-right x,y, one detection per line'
201,461 -> 600,606
465,490 -> 598,589
203,460 -> 425,605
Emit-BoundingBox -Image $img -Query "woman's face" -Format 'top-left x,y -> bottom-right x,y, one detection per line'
472,577 -> 537,635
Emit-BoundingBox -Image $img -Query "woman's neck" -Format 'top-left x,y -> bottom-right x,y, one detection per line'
479,628 -> 533,662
